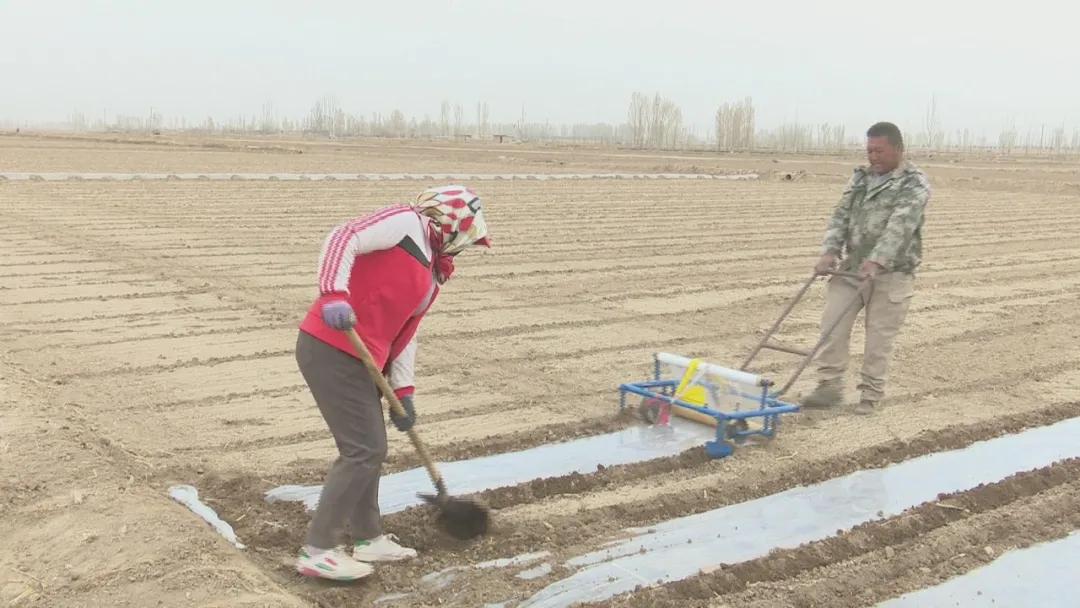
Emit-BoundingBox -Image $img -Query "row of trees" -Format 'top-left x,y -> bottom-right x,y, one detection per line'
20,95 -> 1080,157
626,92 -> 686,149
714,97 -> 755,152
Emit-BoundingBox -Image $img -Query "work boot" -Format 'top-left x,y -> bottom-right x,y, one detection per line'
353,534 -> 418,562
296,546 -> 374,581
800,380 -> 843,409
854,399 -> 877,415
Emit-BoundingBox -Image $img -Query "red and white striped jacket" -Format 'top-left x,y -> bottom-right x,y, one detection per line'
299,205 -> 438,399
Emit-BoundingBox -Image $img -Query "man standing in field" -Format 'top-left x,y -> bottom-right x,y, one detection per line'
801,122 -> 930,415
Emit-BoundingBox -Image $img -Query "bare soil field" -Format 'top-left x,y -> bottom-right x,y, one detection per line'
2,133 -> 1078,607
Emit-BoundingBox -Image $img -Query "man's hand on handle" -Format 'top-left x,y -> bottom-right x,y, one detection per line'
815,253 -> 838,275
814,254 -> 883,281
859,260 -> 885,280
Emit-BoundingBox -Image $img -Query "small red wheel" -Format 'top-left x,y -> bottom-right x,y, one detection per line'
638,397 -> 666,424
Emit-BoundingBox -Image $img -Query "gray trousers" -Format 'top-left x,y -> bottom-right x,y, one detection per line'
295,330 -> 387,548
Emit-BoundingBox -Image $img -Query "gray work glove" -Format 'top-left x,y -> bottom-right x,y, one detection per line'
321,300 -> 356,330
390,395 -> 416,432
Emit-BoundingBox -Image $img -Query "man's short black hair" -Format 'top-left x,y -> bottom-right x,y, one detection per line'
867,122 -> 904,150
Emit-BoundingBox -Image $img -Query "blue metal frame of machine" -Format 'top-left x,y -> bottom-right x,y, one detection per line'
618,353 -> 800,459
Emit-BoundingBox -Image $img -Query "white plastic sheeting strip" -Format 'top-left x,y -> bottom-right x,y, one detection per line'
168,484 -> 245,549
0,172 -> 758,182
408,549 -> 552,599
265,419 -> 714,513
518,416 -> 1080,607
517,563 -> 554,580
877,531 -> 1080,607
476,551 -> 551,570
376,548 -> 549,605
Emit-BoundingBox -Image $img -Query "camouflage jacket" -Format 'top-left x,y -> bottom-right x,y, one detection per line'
821,160 -> 930,274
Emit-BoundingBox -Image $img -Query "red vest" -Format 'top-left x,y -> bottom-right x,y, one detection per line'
299,244 -> 438,373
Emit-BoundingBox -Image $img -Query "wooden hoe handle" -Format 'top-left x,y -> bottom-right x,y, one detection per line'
344,327 -> 447,497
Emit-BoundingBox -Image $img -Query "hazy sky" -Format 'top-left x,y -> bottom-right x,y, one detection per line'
3,0 -> 1078,138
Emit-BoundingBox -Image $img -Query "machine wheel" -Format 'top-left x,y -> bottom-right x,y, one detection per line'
638,397 -> 665,424
725,419 -> 750,442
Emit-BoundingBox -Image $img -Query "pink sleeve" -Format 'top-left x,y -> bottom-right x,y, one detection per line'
317,206 -> 417,295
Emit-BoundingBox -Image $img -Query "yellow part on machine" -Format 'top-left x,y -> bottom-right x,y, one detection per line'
668,358 -> 718,427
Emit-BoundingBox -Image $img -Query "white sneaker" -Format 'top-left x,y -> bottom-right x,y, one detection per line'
352,534 -> 418,562
296,546 -> 374,581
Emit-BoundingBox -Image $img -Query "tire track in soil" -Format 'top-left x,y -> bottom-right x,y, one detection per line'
16,271 -> 1071,475
30,188 -> 1071,216
6,183 -> 1071,249
39,244 -> 1069,316
189,402 -> 1080,608
41,214 -> 1078,271
14,195 -> 1069,225
464,236 -> 1080,283
0,305 -> 247,335
4,183 -> 1075,326
0,288 -> 212,307
54,348 -> 296,380
0,263 -> 123,279
143,230 -> 1080,277
81,283 -> 1080,476
108,351 -> 1080,478
31,216 -> 1079,264
4,321 -> 295,352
